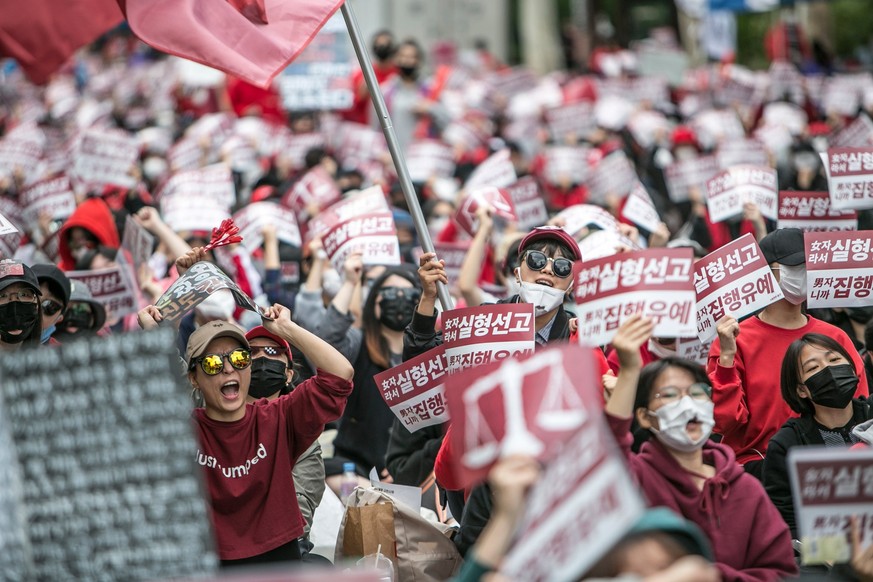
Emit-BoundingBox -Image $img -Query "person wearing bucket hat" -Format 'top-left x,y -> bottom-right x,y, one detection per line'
707,228 -> 868,480
183,304 -> 353,567
52,280 -> 107,343
0,259 -> 44,351
31,263 -> 71,345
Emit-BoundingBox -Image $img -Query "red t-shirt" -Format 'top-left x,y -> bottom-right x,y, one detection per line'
193,369 -> 352,560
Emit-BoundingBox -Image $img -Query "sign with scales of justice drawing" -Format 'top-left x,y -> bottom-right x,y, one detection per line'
444,345 -> 599,489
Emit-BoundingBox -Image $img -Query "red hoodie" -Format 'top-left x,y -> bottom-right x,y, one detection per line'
57,198 -> 120,271
608,414 -> 798,582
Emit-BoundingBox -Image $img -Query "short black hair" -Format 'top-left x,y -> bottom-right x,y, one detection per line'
634,357 -> 710,413
780,333 -> 855,416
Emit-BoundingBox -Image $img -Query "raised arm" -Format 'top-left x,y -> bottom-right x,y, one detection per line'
134,206 -> 192,264
457,206 -> 493,307
605,314 -> 655,420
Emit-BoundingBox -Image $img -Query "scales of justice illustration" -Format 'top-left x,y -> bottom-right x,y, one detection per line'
462,349 -> 590,469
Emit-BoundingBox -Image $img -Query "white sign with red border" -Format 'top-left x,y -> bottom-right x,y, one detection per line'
705,165 -> 778,223
622,182 -> 662,233
72,129 -> 139,189
464,149 -> 517,191
405,140 -> 456,183
665,155 -> 719,202
322,210 -> 400,272
777,191 -> 858,232
442,303 -> 535,374
805,230 -> 873,308
305,186 -> 388,242
19,174 -> 77,231
822,148 -> 873,210
232,201 -> 302,251
454,186 -> 517,238
374,344 -> 450,433
506,177 -> 548,231
281,165 -> 342,222
555,204 -> 619,239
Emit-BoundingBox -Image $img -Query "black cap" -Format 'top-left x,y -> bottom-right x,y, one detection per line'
31,263 -> 72,309
759,228 -> 805,266
0,260 -> 42,295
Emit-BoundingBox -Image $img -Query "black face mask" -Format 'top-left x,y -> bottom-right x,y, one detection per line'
249,358 -> 288,399
398,65 -> 419,80
373,43 -> 393,61
804,364 -> 859,409
0,301 -> 38,344
378,288 -> 420,332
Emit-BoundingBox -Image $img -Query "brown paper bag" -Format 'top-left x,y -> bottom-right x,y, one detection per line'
341,501 -> 397,563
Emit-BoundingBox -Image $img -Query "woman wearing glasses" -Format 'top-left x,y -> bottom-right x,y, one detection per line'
31,263 -> 71,345
607,314 -> 797,582
184,305 -> 353,567
0,259 -> 45,351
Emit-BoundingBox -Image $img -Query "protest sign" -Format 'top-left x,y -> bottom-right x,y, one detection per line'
158,165 -> 235,232
788,447 -> 873,566
694,234 -> 783,342
276,132 -> 327,171
232,201 -> 302,252
305,185 -> 388,242
805,231 -> 873,308
322,211 -> 400,272
665,155 -> 719,202
442,120 -> 490,153
544,101 -> 595,143
405,140 -> 456,183
542,146 -> 590,186
464,149 -> 517,191
705,165 -> 778,223
555,204 -> 619,238
0,212 -> 18,236
444,345 -> 600,490
622,182 -> 662,233
442,303 -> 536,373
627,109 -> 672,150
281,165 -> 342,223
0,197 -> 24,235
0,328 -> 219,580
502,177 -> 546,231
501,381 -> 645,581
830,116 -> 873,149
454,186 -> 517,238
154,262 -> 267,324
822,148 -> 873,210
335,123 -> 389,171
121,215 -> 156,274
166,137 -> 204,172
374,344 -> 450,433
72,129 -> 139,190
777,191 -> 858,232
66,258 -> 139,323
586,151 -> 637,203
574,248 -> 696,346
276,13 -> 354,111
433,241 -> 472,288
0,128 -> 44,184
19,174 -> 77,231
676,337 -> 713,366
716,139 -> 770,170
577,229 -> 641,261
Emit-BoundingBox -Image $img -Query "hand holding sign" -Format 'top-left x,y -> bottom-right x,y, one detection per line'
715,315 -> 740,366
611,314 -> 655,370
175,247 -> 209,276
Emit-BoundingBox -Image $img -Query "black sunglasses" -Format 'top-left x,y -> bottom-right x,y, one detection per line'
523,250 -> 574,279
378,287 -> 422,302
41,299 -> 64,316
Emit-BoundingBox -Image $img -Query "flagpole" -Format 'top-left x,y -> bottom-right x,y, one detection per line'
340,0 -> 454,312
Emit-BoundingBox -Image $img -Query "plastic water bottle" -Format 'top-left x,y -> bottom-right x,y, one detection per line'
340,462 -> 358,503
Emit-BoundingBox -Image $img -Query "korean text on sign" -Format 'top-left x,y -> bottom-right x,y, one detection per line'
804,230 -> 873,308
705,165 -> 778,223
373,344 -> 450,433
777,191 -> 857,232
322,210 -> 400,272
694,233 -> 783,343
574,248 -> 697,346
442,303 -> 536,373
822,147 -> 873,211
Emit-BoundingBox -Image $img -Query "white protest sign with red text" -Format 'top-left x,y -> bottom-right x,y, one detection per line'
281,165 -> 342,222
374,345 -> 450,433
454,186 -> 517,237
830,116 -> 873,149
19,174 -> 77,231
587,151 -> 638,204
705,165 -> 778,222
433,241 -> 471,288
158,165 -> 234,233
555,204 -> 619,239
622,182 -> 662,233
305,186 -> 388,242
777,191 -> 857,232
501,363 -> 644,581
788,447 -> 873,566
822,148 -> 873,210
442,303 -> 535,374
66,264 -> 138,323
464,149 -> 517,191
72,129 -> 139,190
544,101 -> 595,143
694,234 -> 783,342
405,140 -> 456,183
716,139 -> 770,170
542,146 -> 590,186
232,201 -> 302,252
121,216 -> 156,274
665,155 -> 719,202
805,231 -> 873,308
574,248 -> 696,346
676,337 -> 714,366
322,211 -> 400,272
506,177 -> 548,230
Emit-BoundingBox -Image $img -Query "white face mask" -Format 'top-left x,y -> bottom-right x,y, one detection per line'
647,338 -> 677,359
517,280 -> 567,316
649,396 -> 715,453
778,263 -> 807,305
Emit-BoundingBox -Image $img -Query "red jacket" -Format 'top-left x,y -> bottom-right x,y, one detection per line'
707,315 -> 869,465
57,198 -> 120,271
193,370 -> 351,560
608,414 -> 798,582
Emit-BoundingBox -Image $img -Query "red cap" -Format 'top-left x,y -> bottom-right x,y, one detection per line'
245,326 -> 292,360
519,226 -> 581,261
251,185 -> 274,204
808,121 -> 831,137
671,126 -> 698,148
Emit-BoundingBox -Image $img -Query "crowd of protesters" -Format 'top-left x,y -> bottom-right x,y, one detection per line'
3,19 -> 873,582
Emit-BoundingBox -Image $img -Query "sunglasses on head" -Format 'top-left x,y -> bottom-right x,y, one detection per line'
523,250 -> 574,279
41,299 -> 64,316
192,348 -> 252,376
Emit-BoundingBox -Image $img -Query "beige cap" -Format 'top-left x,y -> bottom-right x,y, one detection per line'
186,320 -> 250,366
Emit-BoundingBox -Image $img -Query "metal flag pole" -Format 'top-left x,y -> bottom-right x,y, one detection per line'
340,0 -> 454,312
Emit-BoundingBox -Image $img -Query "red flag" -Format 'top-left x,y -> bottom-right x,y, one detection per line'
0,0 -> 123,85
119,0 -> 344,88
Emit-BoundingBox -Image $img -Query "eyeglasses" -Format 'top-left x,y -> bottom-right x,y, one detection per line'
378,287 -> 422,302
192,348 -> 252,376
251,345 -> 286,357
41,299 -> 64,316
523,250 -> 574,279
0,289 -> 38,304
651,383 -> 712,405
